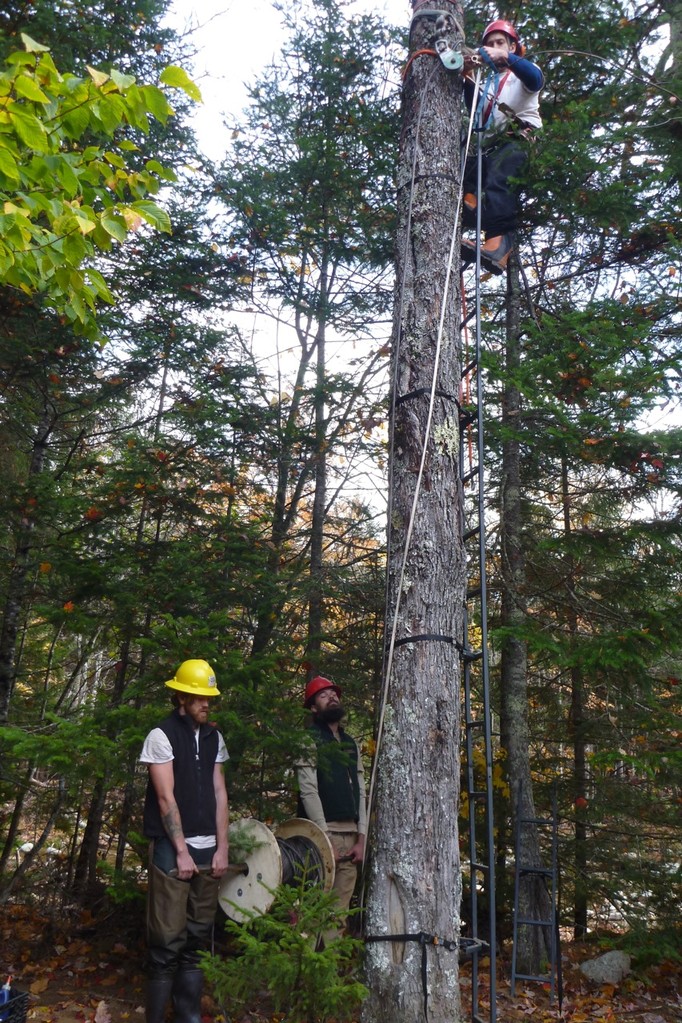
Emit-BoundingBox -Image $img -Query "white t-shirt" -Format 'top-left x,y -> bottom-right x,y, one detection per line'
140,725 -> 229,848
482,71 -> 542,138
140,727 -> 229,765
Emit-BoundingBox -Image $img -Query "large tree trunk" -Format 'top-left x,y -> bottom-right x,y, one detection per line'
307,257 -> 329,668
562,457 -> 589,937
0,409 -> 51,723
364,4 -> 466,1020
499,255 -> 552,972
73,776 -> 107,899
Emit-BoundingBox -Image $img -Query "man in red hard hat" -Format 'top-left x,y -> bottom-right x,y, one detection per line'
461,17 -> 544,272
296,675 -> 367,942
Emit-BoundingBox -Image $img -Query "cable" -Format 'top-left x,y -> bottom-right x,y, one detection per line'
278,835 -> 324,887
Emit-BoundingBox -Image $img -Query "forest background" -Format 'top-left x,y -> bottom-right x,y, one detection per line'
0,0 -> 680,1016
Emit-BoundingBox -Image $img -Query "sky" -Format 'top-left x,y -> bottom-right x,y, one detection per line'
159,0 -> 409,510
164,0 -> 411,160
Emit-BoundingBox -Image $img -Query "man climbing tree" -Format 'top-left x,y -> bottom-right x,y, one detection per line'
461,17 -> 544,273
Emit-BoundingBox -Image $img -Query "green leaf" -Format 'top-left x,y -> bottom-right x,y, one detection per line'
5,51 -> 35,67
139,84 -> 172,125
0,146 -> 21,184
104,151 -> 125,169
160,65 -> 202,102
94,92 -> 127,134
110,68 -> 137,91
62,228 -> 87,265
14,74 -> 50,103
100,209 -> 128,242
84,266 -> 114,302
129,200 -> 171,234
57,158 -> 80,198
9,107 -> 48,151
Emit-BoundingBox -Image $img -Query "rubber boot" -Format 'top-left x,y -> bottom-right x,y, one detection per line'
145,973 -> 174,1023
172,968 -> 203,1023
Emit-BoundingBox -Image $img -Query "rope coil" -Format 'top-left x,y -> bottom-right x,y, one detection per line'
278,835 -> 324,887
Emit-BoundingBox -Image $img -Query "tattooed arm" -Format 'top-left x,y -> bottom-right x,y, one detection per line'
148,761 -> 198,879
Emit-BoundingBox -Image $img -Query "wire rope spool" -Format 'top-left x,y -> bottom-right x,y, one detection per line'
275,818 -> 336,893
218,818 -> 281,923
218,817 -> 336,923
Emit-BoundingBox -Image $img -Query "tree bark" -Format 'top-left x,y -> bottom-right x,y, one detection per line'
0,408 -> 52,724
499,254 -> 552,972
364,5 -> 466,1020
307,256 -> 329,668
73,775 -> 107,898
562,457 -> 588,937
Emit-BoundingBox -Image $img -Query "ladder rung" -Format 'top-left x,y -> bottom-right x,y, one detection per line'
468,789 -> 487,798
513,972 -> 552,983
462,649 -> 483,663
519,866 -> 553,877
462,466 -> 480,484
520,816 -> 554,826
461,359 -> 478,376
465,718 -> 485,729
466,586 -> 482,599
470,860 -> 490,872
462,525 -> 480,542
516,917 -> 553,927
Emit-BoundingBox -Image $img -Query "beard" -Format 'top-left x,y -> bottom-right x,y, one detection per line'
316,704 -> 345,724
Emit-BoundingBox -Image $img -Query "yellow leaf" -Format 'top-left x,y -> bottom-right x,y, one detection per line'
30,977 -> 49,994
87,66 -> 110,87
121,208 -> 142,231
75,216 -> 97,235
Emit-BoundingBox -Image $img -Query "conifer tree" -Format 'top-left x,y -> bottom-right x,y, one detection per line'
212,0 -> 398,675
463,0 -> 682,947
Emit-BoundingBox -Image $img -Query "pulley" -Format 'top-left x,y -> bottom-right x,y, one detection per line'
410,8 -> 465,72
435,38 -> 463,71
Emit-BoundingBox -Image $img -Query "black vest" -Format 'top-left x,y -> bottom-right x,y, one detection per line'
298,720 -> 361,824
143,709 -> 219,839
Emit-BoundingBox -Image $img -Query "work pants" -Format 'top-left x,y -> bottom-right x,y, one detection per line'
463,138 -> 529,237
146,839 -> 220,976
322,831 -> 360,946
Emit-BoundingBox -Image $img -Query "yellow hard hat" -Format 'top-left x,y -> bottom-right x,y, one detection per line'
165,659 -> 220,697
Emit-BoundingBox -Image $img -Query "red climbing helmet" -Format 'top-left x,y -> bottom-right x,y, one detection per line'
482,19 -> 520,47
303,675 -> 341,708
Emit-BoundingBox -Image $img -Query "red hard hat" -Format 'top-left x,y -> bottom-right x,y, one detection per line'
482,19 -> 520,46
304,675 -> 341,708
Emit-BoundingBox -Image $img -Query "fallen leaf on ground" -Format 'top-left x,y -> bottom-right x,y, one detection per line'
94,1000 -> 112,1023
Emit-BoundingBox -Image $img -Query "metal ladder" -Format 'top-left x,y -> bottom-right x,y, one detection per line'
458,269 -> 497,1023
510,782 -> 562,1005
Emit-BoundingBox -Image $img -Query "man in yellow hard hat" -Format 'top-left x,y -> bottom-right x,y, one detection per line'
140,659 -> 229,1023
